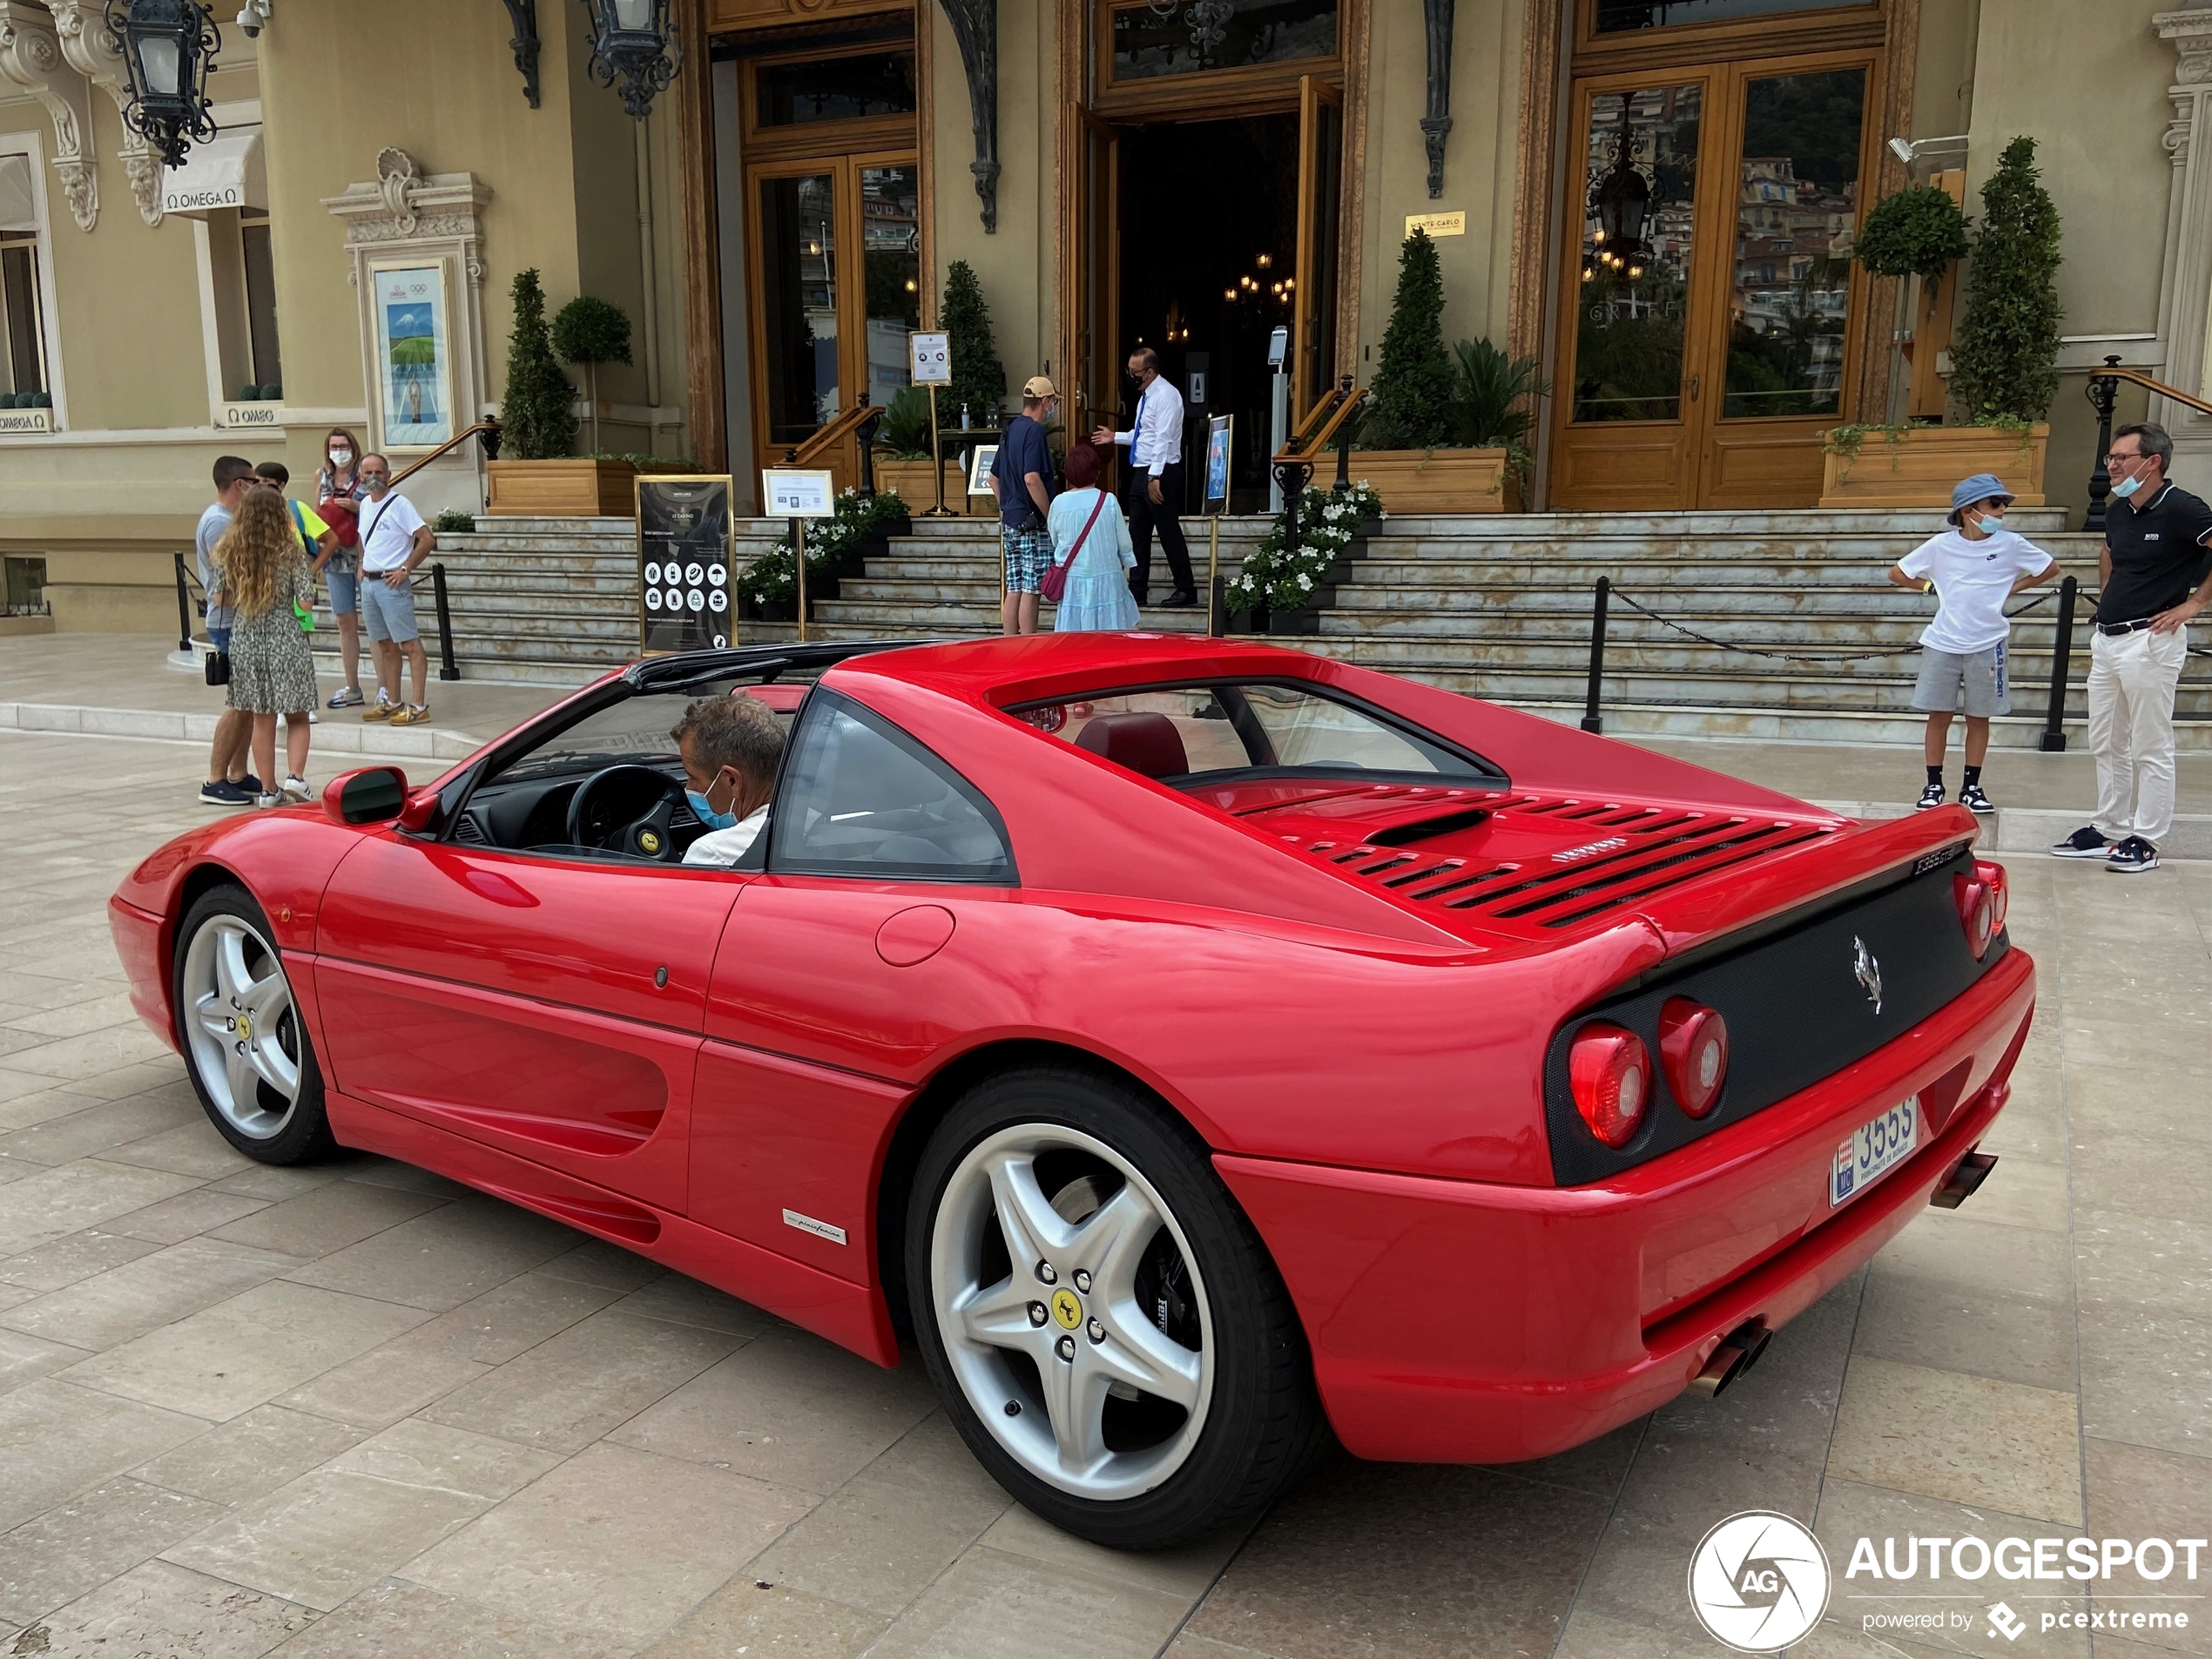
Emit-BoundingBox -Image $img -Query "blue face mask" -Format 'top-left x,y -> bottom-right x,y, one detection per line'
2112,474 -> 2144,500
686,779 -> 739,832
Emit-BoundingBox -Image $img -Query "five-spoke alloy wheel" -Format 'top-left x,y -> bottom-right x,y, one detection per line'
909,1065 -> 1324,1548
174,886 -> 333,1163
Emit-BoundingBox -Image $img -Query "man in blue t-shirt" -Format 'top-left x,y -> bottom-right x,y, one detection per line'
989,375 -> 1058,636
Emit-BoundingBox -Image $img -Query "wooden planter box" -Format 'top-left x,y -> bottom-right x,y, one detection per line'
1347,448 -> 1513,515
873,458 -> 967,513
485,459 -> 639,517
1817,424 -> 2047,509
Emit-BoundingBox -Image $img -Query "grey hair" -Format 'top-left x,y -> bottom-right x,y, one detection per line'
671,693 -> 785,786
2115,422 -> 2173,471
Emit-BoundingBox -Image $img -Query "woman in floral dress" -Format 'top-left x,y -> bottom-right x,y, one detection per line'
217,487 -> 319,805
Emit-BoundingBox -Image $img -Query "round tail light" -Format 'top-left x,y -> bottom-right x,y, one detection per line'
1658,998 -> 1729,1118
1954,873 -> 1994,959
1568,1022 -> 1652,1150
1973,859 -> 2009,935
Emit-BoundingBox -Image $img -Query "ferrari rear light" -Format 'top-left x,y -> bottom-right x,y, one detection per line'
1973,859 -> 2009,934
1954,871 -> 1995,959
1568,1022 -> 1652,1149
1657,998 -> 1729,1118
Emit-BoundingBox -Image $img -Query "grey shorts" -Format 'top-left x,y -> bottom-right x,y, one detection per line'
359,572 -> 420,644
1912,644 -> 2009,717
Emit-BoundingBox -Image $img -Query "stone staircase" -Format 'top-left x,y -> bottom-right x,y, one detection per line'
340,507 -> 2212,751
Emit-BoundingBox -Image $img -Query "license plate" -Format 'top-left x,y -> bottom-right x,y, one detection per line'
1830,1095 -> 1920,1207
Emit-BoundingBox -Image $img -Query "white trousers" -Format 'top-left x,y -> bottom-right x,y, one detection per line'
2087,625 -> 2188,846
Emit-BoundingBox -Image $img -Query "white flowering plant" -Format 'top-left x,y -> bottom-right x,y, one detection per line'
1224,480 -> 1383,614
738,486 -> 906,604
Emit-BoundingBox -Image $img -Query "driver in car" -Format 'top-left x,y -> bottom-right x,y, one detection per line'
671,693 -> 784,867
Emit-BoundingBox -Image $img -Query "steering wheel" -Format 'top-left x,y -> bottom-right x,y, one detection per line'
565,765 -> 688,862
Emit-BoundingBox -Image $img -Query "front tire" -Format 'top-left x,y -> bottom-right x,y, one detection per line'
173,884 -> 334,1164
907,1063 -> 1323,1548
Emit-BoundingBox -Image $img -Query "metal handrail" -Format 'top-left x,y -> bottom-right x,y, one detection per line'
2084,356 -> 2212,533
1273,378 -> 1365,463
390,419 -> 503,489
2086,361 -> 2212,419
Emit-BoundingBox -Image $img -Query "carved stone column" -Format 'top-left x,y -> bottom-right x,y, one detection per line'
49,0 -> 161,226
939,0 -> 998,233
2154,4 -> 2212,447
0,1 -> 97,231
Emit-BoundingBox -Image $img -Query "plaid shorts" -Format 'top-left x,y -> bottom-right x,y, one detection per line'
1001,523 -> 1052,594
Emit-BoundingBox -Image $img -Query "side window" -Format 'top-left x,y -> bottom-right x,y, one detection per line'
772,691 -> 1014,882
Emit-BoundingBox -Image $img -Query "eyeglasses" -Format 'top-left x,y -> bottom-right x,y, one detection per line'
2104,451 -> 2152,467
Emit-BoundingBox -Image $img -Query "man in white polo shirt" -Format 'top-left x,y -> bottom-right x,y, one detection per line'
354,454 -> 436,726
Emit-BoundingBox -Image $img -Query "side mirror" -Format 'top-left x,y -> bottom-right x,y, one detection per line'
322,765 -> 408,826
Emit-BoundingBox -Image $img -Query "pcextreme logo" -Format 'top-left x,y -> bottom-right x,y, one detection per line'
1686,1511 -> 1831,1652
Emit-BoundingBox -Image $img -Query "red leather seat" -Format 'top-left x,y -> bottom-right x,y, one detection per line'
1075,711 -> 1189,779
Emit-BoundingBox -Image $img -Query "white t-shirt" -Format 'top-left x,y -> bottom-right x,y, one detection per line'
683,806 -> 768,867
1896,527 -> 2056,655
358,490 -> 427,573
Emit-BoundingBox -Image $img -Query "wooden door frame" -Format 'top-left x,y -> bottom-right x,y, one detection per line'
1293,75 -> 1345,424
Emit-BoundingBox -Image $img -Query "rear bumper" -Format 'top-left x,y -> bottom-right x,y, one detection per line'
109,895 -> 177,1053
1217,946 -> 2035,1464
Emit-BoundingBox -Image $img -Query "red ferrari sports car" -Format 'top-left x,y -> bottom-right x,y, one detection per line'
110,634 -> 2031,1547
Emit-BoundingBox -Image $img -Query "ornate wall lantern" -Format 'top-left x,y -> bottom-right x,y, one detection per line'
579,0 -> 682,120
101,0 -> 219,168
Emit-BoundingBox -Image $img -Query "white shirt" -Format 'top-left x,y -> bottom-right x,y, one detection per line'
683,805 -> 768,867
1113,375 -> 1184,477
358,489 -> 427,573
1897,526 -> 2057,655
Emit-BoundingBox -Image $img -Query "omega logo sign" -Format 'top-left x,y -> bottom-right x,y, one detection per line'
164,185 -> 245,212
0,408 -> 51,435
219,404 -> 283,429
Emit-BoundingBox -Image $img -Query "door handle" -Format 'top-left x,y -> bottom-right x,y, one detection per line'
1688,373 -> 1702,403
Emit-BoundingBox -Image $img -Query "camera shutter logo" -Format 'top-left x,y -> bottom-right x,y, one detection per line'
1687,1511 -> 1831,1653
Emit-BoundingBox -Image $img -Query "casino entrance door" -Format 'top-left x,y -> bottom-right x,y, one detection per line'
1065,4 -> 1348,514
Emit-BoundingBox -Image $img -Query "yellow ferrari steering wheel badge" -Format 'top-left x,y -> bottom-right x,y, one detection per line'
638,830 -> 662,854
1050,1288 -> 1082,1329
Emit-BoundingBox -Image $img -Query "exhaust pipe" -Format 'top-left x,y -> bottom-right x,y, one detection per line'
1929,1151 -> 1998,1210
1690,1318 -> 1772,1398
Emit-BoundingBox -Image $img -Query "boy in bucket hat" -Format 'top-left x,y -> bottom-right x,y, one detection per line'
1886,473 -> 2060,813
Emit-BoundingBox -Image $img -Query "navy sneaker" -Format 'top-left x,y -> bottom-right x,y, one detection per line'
1914,780 -> 1945,811
2106,835 -> 2160,874
1959,782 -> 1996,815
199,779 -> 252,806
237,774 -> 264,795
2049,826 -> 2114,860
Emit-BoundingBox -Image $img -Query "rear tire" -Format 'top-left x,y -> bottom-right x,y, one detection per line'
907,1062 -> 1323,1548
173,884 -> 334,1165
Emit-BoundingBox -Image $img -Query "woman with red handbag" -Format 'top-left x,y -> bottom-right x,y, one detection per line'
1047,442 -> 1137,632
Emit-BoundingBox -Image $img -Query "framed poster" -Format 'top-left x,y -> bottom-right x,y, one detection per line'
760,469 -> 836,518
909,331 -> 951,386
1204,414 -> 1234,516
637,475 -> 735,655
370,261 -> 455,450
966,443 -> 999,498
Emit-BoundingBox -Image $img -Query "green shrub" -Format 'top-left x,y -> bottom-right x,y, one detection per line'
501,269 -> 577,460
877,385 -> 935,458
550,296 -> 632,368
940,261 -> 1007,428
433,509 -> 477,534
1447,338 -> 1548,471
1853,185 -> 1972,282
1362,230 -> 1456,450
1949,137 -> 2062,426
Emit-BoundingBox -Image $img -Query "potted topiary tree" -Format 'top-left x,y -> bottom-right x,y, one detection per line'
486,271 -> 636,516
1820,138 -> 2057,509
1348,230 -> 1516,513
551,294 -> 632,458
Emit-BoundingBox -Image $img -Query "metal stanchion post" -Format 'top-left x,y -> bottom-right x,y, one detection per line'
1206,516 -> 1221,637
1581,575 -> 1610,734
2039,574 -> 2078,752
795,517 -> 809,644
926,387 -> 952,516
431,562 -> 460,682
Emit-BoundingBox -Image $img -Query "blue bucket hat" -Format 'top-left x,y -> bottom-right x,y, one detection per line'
1948,472 -> 2013,526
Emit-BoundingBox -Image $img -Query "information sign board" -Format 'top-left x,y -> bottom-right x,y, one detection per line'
761,469 -> 836,518
637,475 -> 734,654
909,331 -> 952,386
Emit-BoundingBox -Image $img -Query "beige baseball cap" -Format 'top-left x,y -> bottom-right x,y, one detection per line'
1022,375 -> 1058,399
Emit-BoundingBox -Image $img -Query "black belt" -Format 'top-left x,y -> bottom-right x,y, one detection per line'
2095,617 -> 2156,636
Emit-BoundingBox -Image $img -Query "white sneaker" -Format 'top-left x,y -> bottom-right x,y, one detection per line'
253,792 -> 282,808
281,775 -> 314,802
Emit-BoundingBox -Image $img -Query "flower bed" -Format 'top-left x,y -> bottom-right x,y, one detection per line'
1224,481 -> 1384,620
738,487 -> 908,609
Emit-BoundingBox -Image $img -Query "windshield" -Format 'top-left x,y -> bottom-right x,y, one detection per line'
1006,680 -> 1504,786
493,675 -> 818,784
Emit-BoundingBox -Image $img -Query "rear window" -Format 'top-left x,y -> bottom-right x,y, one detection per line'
1006,679 -> 1505,787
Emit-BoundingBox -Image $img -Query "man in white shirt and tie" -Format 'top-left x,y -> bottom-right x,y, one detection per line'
1091,347 -> 1197,607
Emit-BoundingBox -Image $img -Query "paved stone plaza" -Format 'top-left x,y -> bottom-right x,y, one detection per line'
0,724 -> 2207,1659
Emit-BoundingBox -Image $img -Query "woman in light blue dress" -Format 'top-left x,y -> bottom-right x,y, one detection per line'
1049,442 -> 1138,631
